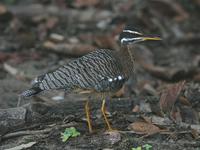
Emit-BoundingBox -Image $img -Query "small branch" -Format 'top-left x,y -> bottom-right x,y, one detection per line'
2,122 -> 77,140
5,142 -> 37,150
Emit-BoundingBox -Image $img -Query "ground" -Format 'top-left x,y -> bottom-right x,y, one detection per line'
0,0 -> 200,149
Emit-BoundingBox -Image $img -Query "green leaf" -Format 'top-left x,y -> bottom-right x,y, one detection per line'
61,127 -> 80,142
143,144 -> 152,150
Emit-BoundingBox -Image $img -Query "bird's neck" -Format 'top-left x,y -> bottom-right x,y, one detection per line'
119,44 -> 135,75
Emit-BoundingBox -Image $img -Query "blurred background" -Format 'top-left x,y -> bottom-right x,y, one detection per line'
0,0 -> 200,149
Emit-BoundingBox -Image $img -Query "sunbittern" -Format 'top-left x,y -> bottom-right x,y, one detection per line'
21,26 -> 161,133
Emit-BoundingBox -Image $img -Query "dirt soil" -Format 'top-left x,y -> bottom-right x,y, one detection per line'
0,0 -> 200,149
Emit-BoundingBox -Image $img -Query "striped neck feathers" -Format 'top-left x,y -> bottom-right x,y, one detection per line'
120,44 -> 135,74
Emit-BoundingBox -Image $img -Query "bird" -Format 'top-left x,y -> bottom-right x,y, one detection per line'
20,26 -> 161,133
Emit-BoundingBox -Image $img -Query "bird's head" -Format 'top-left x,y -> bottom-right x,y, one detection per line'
119,27 -> 161,45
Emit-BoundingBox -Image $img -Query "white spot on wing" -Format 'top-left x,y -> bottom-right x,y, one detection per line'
118,75 -> 123,80
108,78 -> 113,82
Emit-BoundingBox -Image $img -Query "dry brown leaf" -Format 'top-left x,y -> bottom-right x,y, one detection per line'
128,121 -> 161,135
179,96 -> 191,106
159,80 -> 185,115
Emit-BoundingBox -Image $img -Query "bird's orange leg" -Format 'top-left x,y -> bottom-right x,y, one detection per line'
85,100 -> 93,133
101,98 -> 115,131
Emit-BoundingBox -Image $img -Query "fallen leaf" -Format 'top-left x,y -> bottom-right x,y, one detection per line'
128,121 -> 161,135
179,96 -> 191,106
159,80 -> 185,115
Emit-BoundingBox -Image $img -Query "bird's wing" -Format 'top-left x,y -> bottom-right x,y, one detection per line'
37,49 -> 126,92
69,49 -> 127,92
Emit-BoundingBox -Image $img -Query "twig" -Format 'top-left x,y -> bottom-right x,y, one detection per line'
5,142 -> 37,150
2,122 -> 77,140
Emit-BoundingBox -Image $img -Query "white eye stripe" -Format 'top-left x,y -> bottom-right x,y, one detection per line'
121,37 -> 142,43
123,30 -> 142,35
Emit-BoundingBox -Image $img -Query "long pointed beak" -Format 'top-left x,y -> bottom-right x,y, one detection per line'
141,36 -> 162,41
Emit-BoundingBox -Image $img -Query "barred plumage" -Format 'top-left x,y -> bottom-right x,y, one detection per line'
22,49 -> 130,97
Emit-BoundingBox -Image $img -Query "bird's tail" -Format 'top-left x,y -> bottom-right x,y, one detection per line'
20,75 -> 45,97
20,86 -> 42,97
